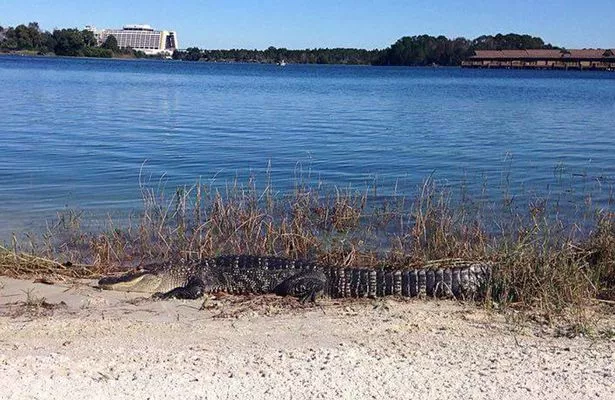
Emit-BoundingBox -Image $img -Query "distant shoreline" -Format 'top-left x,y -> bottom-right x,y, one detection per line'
3,53 -> 615,72
1,24 -> 580,67
0,52 -> 434,67
0,50 -> 143,60
3,23 -> 614,69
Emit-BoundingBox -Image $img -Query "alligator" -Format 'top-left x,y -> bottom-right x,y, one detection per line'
98,255 -> 492,302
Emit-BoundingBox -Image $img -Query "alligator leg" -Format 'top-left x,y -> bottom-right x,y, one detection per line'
274,270 -> 326,303
297,277 -> 327,303
153,277 -> 205,300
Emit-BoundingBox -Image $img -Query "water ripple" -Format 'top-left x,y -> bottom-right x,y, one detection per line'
1,56 -> 614,235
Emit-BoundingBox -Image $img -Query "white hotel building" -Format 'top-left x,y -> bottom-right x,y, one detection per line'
88,24 -> 178,56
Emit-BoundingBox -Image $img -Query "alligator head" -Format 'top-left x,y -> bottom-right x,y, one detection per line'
97,270 -> 168,293
97,261 -> 215,294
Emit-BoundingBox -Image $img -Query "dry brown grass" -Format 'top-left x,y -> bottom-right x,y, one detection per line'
1,175 -> 613,329
0,245 -> 99,280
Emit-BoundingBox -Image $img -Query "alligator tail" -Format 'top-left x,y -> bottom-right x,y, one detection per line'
324,263 -> 492,299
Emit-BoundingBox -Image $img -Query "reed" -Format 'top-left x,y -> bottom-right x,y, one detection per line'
1,172 -> 613,329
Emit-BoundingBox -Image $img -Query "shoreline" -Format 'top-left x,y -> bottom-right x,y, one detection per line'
5,53 -> 615,72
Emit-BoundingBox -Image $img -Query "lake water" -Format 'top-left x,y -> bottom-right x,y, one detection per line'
1,56 -> 614,237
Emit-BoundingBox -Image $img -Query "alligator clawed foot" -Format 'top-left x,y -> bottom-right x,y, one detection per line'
299,288 -> 322,304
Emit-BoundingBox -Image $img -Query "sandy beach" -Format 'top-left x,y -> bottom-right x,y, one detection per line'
0,276 -> 613,400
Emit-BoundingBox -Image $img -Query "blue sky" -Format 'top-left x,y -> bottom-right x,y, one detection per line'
1,0 -> 614,49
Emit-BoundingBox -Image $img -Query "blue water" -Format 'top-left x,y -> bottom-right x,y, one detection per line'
1,56 -> 614,236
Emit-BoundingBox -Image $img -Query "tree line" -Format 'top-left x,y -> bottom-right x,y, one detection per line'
375,33 -> 557,66
174,33 -> 556,66
0,22 -> 147,58
1,22 -> 557,66
175,46 -> 383,65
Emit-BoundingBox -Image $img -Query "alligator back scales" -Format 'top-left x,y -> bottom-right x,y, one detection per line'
215,255 -> 490,299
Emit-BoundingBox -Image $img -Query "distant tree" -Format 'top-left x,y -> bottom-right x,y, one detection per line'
0,26 -> 17,50
82,46 -> 113,58
13,24 -> 34,49
185,47 -> 202,61
375,32 -> 551,66
0,22 -> 53,53
82,29 -> 98,47
52,29 -> 86,56
102,35 -> 120,53
27,23 -> 44,49
316,53 -> 330,64
377,35 -> 437,66
42,31 -> 57,54
470,33 -> 555,51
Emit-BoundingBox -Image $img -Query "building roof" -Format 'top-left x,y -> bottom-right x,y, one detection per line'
565,49 -> 613,58
123,24 -> 154,31
471,49 -> 615,60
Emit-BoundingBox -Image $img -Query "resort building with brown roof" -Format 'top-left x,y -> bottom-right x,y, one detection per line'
462,49 -> 615,70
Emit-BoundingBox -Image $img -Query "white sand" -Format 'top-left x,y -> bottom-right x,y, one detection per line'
0,277 -> 613,400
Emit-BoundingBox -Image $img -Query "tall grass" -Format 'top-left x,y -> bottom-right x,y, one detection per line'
1,172 -> 613,326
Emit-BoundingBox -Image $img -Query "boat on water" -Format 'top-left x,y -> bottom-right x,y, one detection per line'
277,60 -> 287,66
